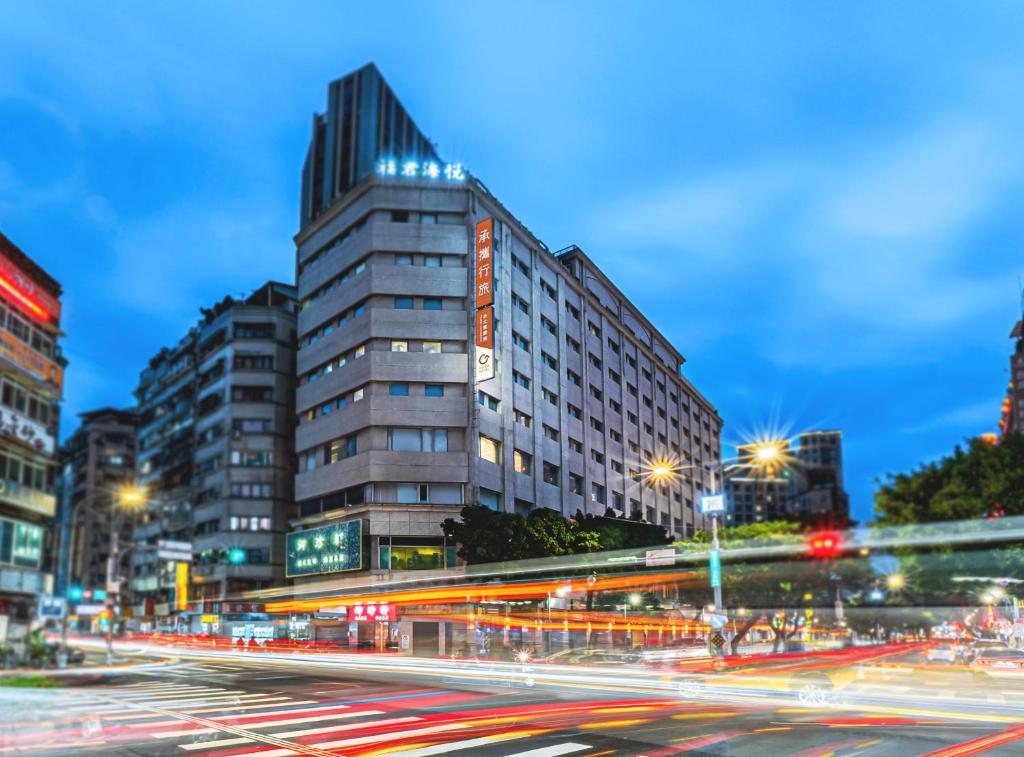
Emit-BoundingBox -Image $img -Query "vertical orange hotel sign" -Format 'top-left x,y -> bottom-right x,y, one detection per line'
474,218 -> 495,382
474,218 -> 493,308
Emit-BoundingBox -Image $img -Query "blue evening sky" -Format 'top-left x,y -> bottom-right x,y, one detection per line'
2,3 -> 1023,523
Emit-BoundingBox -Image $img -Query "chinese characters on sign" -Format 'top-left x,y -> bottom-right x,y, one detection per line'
376,159 -> 466,182
0,408 -> 54,455
286,520 -> 364,577
474,218 -> 496,382
349,602 -> 397,622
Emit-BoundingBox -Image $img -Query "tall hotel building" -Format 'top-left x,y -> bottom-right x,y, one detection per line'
290,64 -> 722,580
0,233 -> 63,651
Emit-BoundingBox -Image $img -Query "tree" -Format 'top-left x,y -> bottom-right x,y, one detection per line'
442,506 -> 602,565
442,506 -> 530,564
572,508 -> 671,550
874,433 -> 1024,524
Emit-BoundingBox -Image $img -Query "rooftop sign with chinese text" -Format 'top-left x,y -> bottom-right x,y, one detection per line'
286,519 -> 363,578
376,159 -> 465,182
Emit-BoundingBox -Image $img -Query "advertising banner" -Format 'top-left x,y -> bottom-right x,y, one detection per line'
474,218 -> 494,309
0,408 -> 53,455
350,602 -> 396,622
474,307 -> 494,382
175,562 -> 189,611
286,519 -> 363,578
0,331 -> 63,395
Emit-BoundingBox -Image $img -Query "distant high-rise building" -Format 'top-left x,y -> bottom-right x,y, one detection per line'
724,432 -> 849,526
788,430 -> 849,526
131,282 -> 297,630
58,407 -> 137,598
724,441 -> 792,525
0,232 -> 63,654
288,63 -> 723,592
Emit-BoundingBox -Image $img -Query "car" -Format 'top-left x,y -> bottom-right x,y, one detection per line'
926,643 -> 961,663
969,647 -> 1024,679
964,638 -> 1009,663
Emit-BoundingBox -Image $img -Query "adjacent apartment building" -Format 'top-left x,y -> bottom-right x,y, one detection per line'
131,282 -> 297,627
58,407 -> 136,596
0,233 -> 63,653
287,63 -> 723,584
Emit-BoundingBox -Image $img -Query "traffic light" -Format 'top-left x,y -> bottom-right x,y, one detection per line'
68,585 -> 83,602
807,531 -> 842,559
228,548 -> 246,565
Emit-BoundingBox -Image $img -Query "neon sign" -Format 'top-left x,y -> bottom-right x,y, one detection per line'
0,251 -> 60,325
376,159 -> 465,182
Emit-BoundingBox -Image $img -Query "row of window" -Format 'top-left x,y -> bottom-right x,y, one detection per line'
302,259 -> 367,310
0,301 -> 55,359
0,377 -> 52,426
305,301 -> 367,346
302,435 -> 358,471
298,217 -> 366,276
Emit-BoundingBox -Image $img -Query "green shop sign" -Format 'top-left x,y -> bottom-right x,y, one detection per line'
286,520 -> 363,577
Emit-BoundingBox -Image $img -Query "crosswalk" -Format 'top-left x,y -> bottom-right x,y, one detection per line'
0,679 -> 606,756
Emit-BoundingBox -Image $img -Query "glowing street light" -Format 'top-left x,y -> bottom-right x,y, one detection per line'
116,484 -> 148,510
628,592 -> 642,606
885,573 -> 905,591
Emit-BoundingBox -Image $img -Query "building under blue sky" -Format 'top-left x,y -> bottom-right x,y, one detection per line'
2,2 -> 1023,523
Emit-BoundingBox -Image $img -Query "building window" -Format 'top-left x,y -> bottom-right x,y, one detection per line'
425,384 -> 444,397
607,338 -> 620,354
568,473 -> 584,495
512,332 -> 531,352
609,429 -> 622,442
422,340 -> 442,353
569,438 -> 583,454
588,321 -> 601,338
590,417 -> 604,432
353,387 -> 365,402
566,369 -> 581,386
423,298 -> 442,310
591,449 -> 605,464
512,292 -> 530,314
540,280 -> 557,300
388,428 -> 448,452
608,369 -> 621,384
420,213 -> 438,224
541,317 -> 558,336
395,253 -> 413,266
543,461 -> 560,485
230,450 -> 273,467
566,336 -> 580,353
395,296 -> 414,309
391,210 -> 410,222
328,435 -> 358,462
513,449 -> 532,474
611,459 -> 623,473
591,483 -> 606,503
514,409 -> 532,427
541,352 -> 558,370
389,383 -> 409,396
543,424 -> 559,442
609,399 -> 622,413
542,388 -> 558,406
478,391 -> 499,411
424,255 -> 441,267
512,371 -> 530,389
479,435 -> 501,464
567,403 -> 582,419
589,385 -> 602,400
391,340 -> 408,352
565,302 -> 580,320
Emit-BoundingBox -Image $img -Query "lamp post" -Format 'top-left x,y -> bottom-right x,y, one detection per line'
104,484 -> 147,665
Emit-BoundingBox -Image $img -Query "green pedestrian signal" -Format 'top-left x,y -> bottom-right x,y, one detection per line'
228,548 -> 246,565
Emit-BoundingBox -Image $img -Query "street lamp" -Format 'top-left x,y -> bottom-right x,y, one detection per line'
104,484 -> 148,664
885,573 -> 905,591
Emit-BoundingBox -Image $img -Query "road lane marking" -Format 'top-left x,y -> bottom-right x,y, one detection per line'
226,722 -> 470,757
126,701 -> 349,727
151,709 -> 385,737
175,716 -> 425,751
99,699 -> 319,720
504,744 -> 594,757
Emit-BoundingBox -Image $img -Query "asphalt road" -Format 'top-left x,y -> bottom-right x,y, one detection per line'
1,647 -> 1023,756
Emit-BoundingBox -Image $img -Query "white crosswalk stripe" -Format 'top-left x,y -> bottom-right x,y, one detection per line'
176,715 -> 425,752
504,744 -> 593,757
151,708 -> 385,738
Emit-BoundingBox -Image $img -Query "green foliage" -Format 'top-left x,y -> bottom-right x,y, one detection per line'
0,675 -> 60,688
874,433 -> 1024,524
442,505 -> 663,565
572,508 -> 671,551
685,520 -> 807,547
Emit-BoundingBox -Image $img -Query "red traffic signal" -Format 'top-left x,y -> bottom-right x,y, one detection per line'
808,531 -> 842,559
